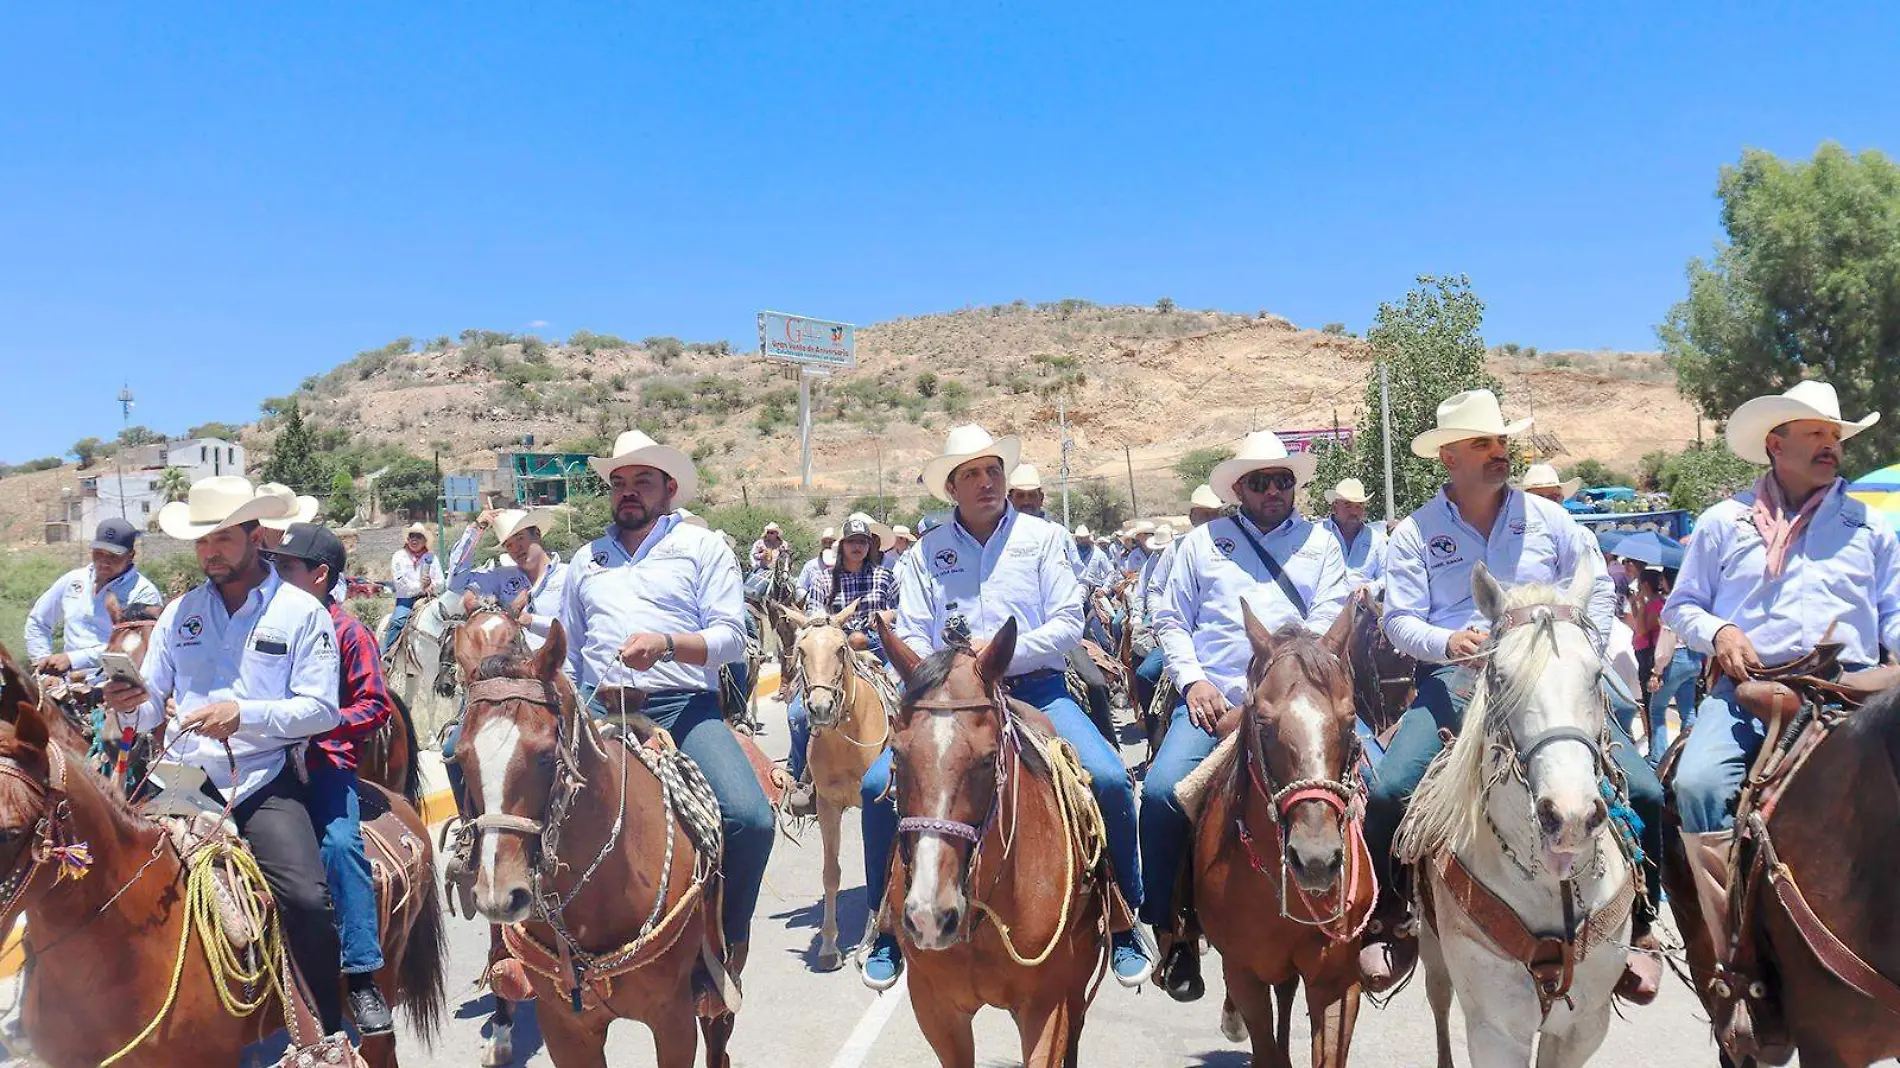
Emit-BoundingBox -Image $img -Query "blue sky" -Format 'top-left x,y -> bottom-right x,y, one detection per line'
4,3 -> 1898,462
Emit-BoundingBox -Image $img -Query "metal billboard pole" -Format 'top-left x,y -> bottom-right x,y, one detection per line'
799,368 -> 813,489
1380,362 -> 1397,523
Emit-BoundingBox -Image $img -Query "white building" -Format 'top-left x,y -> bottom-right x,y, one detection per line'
56,438 -> 247,541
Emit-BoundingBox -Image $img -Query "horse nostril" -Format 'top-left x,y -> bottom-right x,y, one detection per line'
1586,797 -> 1608,833
901,913 -> 923,942
940,906 -> 960,934
506,888 -> 532,916
1537,797 -> 1564,838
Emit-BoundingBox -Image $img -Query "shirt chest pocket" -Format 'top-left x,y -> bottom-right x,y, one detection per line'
241,640 -> 295,698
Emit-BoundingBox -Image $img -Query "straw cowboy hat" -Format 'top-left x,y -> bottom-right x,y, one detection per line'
490,507 -> 560,544
588,429 -> 698,505
1410,389 -> 1532,459
1129,519 -> 1156,538
821,527 -> 838,542
1189,484 -> 1224,512
921,424 -> 1021,503
256,482 -> 322,531
1209,431 -> 1319,505
891,524 -> 914,543
1725,380 -> 1881,465
1515,463 -> 1582,500
1007,464 -> 1044,492
1324,477 -> 1372,505
1072,524 -> 1093,539
1145,523 -> 1176,551
841,511 -> 897,552
403,522 -> 432,545
157,476 -> 294,541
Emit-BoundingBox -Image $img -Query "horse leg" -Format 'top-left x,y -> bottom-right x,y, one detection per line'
357,1033 -> 400,1068
1274,976 -> 1297,1059
699,1010 -> 736,1068
1223,962 -> 1291,1068
483,996 -> 515,1067
816,795 -> 845,971
536,1006 -> 615,1068
1306,980 -> 1362,1068
1421,927 -> 1455,1068
911,1000 -> 977,1068
1017,998 -> 1073,1068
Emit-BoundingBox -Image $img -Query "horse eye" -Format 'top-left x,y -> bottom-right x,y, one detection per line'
0,829 -> 22,846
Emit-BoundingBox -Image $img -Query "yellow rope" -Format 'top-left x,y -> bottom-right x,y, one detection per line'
970,737 -> 1107,968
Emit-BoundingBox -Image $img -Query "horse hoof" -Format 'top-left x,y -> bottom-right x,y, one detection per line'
817,949 -> 841,972
483,1037 -> 514,1067
1219,998 -> 1247,1043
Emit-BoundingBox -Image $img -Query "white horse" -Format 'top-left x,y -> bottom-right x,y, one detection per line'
376,593 -> 465,744
1398,564 -> 1635,1068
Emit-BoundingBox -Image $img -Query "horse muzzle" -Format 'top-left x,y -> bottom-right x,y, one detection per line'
1285,816 -> 1346,894
1535,793 -> 1607,876
475,881 -> 535,925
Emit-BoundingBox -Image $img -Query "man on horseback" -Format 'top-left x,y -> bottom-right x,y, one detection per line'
1359,389 -> 1667,1001
447,506 -> 572,650
101,476 -> 351,1038
1126,522 -> 1178,717
262,522 -> 397,1036
385,522 -> 443,647
749,521 -> 786,571
25,517 -> 163,678
1662,382 -> 1899,1032
857,423 -> 1152,990
1322,477 -> 1386,592
558,430 -> 775,971
1188,483 -> 1225,528
798,528 -> 838,611
1006,464 -> 1119,749
1138,431 -> 1352,999
1071,524 -> 1115,589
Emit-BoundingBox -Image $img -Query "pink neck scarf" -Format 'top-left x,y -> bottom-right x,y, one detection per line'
1750,473 -> 1830,580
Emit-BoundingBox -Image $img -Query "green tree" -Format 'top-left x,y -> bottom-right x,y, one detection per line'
1350,275 -> 1499,517
186,421 -> 244,441
374,455 -> 437,518
939,380 -> 971,416
1155,297 -> 1176,313
1173,446 -> 1234,494
260,399 -> 325,492
1561,458 -> 1630,489
1663,144 -> 1900,468
117,425 -> 164,447
1306,442 -> 1362,514
644,336 -> 685,367
1657,441 -> 1758,513
1071,481 -> 1130,534
155,466 -> 190,504
915,372 -> 939,398
327,468 -> 359,523
71,437 -> 108,468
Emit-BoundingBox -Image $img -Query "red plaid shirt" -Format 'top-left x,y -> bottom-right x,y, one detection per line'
309,602 -> 395,772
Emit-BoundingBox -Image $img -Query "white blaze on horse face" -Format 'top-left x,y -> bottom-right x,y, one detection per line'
474,613 -> 514,647
472,716 -> 525,888
903,712 -> 964,951
1521,632 -> 1606,872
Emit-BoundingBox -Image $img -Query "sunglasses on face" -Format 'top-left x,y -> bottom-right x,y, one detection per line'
1242,470 -> 1298,494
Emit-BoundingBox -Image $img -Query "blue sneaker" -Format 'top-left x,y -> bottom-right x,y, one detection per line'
1111,929 -> 1150,989
861,933 -> 904,991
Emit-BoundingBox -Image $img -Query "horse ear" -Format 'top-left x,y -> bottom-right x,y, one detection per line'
781,606 -> 811,632
831,598 -> 862,629
976,618 -> 1017,685
1567,562 -> 1595,616
0,655 -> 48,748
510,589 -> 532,621
105,592 -> 124,627
1321,599 -> 1356,665
461,590 -> 479,617
876,613 -> 921,683
531,619 -> 567,681
1471,562 -> 1509,624
1241,598 -> 1276,665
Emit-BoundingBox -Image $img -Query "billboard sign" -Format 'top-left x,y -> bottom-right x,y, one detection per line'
1276,427 -> 1355,454
759,310 -> 856,369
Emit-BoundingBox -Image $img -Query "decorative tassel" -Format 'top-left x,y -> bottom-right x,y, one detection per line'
46,841 -> 94,882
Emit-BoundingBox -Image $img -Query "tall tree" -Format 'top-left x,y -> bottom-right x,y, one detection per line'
155,466 -> 190,503
259,399 -> 324,492
71,437 -> 109,469
1663,144 -> 1900,475
327,467 -> 358,523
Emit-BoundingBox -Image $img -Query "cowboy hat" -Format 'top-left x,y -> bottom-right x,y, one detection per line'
404,522 -> 431,543
1324,477 -> 1372,505
1189,484 -> 1224,512
820,526 -> 838,541
921,424 -> 1021,503
256,483 -> 322,531
1725,380 -> 1881,465
1072,524 -> 1092,539
1514,463 -> 1582,500
588,429 -> 698,505
891,524 -> 914,542
763,522 -> 782,535
1007,463 -> 1044,492
1129,519 -> 1156,537
489,507 -> 559,544
157,476 -> 294,541
1145,523 -> 1176,551
1410,389 -> 1532,459
841,511 -> 897,552
1209,431 -> 1319,504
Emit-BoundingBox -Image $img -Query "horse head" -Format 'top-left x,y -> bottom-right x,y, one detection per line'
787,599 -> 862,728
1239,602 -> 1359,893
452,619 -> 575,924
1470,563 -> 1608,875
876,612 -> 1015,952
0,646 -> 101,908
453,590 -> 531,685
104,593 -> 161,667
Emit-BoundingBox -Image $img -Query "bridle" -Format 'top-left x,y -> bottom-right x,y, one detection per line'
457,675 -> 593,880
792,619 -> 851,729
1481,604 -> 1618,793
891,687 -> 1019,939
0,690 -> 99,937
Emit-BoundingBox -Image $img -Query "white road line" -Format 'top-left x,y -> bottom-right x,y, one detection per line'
827,976 -> 910,1068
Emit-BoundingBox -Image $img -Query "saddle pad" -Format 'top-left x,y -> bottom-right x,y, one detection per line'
1174,730 -> 1240,822
734,728 -> 784,807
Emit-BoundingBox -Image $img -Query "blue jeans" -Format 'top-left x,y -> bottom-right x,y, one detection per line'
384,597 -> 418,647
860,670 -> 1141,915
1646,647 -> 1702,764
1134,648 -> 1166,688
306,762 -> 383,974
581,687 -> 775,946
1672,679 -> 1757,834
787,694 -> 811,780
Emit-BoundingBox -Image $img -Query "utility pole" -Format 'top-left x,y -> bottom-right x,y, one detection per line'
114,384 -> 135,520
1124,444 -> 1139,519
798,369 -> 814,489
875,446 -> 885,520
1059,398 -> 1073,528
1379,363 -> 1397,523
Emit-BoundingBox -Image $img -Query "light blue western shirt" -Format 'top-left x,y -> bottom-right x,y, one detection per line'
892,505 -> 1084,677
25,564 -> 163,672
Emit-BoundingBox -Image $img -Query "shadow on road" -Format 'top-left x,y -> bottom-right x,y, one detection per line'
770,885 -> 870,970
1184,1051 -> 1251,1067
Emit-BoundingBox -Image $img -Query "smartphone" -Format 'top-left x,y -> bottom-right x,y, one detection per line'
98,651 -> 145,690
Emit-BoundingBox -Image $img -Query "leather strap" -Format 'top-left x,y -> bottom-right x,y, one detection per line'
1227,516 -> 1308,619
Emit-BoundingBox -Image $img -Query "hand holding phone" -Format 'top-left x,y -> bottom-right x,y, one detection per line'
98,651 -> 145,690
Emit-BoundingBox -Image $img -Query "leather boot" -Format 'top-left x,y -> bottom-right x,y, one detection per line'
1357,893 -> 1417,994
1679,829 -> 1787,1063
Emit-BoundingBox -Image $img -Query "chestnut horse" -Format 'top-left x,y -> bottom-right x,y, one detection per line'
1344,589 -> 1414,748
0,645 -> 445,1068
453,620 -> 737,1068
876,615 -> 1114,1068
1184,607 -> 1375,1067
782,601 -> 892,972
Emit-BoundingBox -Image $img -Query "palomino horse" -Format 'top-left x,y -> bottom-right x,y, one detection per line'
782,601 -> 893,971
1344,588 -> 1415,747
454,621 -> 738,1068
876,614 -> 1115,1068
378,593 -> 463,744
1180,606 -> 1375,1067
0,645 -> 445,1068
1397,565 -> 1636,1068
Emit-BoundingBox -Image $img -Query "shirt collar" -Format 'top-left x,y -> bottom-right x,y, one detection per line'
1235,510 -> 1298,539
951,503 -> 1016,547
602,512 -> 681,565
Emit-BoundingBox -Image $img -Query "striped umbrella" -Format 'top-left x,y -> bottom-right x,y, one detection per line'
1848,464 -> 1900,525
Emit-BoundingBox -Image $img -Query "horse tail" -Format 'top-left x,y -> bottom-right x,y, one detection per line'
396,850 -> 449,1043
391,691 -> 423,805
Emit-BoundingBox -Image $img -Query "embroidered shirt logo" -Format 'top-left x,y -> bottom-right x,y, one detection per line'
934,549 -> 959,570
1429,535 -> 1458,560
1509,519 -> 1526,535
180,615 -> 204,640
1213,538 -> 1236,558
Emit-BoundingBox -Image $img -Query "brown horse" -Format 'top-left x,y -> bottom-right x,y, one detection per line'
454,620 -> 737,1068
876,614 -> 1113,1068
782,601 -> 892,971
1344,588 -> 1414,745
1184,607 -> 1374,1067
0,645 -> 445,1068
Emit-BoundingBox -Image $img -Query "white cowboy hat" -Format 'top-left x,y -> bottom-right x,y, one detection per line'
255,483 -> 322,531
921,424 -> 1021,503
1145,523 -> 1176,551
821,526 -> 838,541
404,522 -> 431,543
676,508 -> 709,529
1515,463 -> 1583,500
1007,463 -> 1044,492
1129,519 -> 1156,537
1189,484 -> 1224,512
763,522 -> 782,535
489,507 -> 559,544
157,476 -> 294,541
1072,524 -> 1092,539
588,429 -> 698,504
841,511 -> 897,551
1209,431 -> 1319,504
1324,477 -> 1372,505
1725,380 -> 1881,465
892,524 -> 914,542
1410,389 -> 1532,459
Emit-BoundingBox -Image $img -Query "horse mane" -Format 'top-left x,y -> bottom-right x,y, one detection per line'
900,647 -> 964,708
1396,581 -> 1572,862
473,652 -> 534,682
0,663 -> 146,831
1260,624 -> 1344,691
1841,680 -> 1900,771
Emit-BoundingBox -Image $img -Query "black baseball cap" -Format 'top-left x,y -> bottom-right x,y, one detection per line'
90,518 -> 140,555
266,523 -> 347,584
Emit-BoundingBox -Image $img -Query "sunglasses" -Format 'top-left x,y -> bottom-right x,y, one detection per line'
1241,470 -> 1298,494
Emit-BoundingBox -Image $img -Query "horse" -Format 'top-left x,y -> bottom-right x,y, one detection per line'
35,595 -> 165,793
753,549 -> 802,700
0,644 -> 446,1068
1395,565 -> 1636,1068
453,620 -> 738,1068
781,601 -> 893,971
1178,605 -> 1375,1067
1344,588 -> 1414,748
377,593 -> 463,745
875,614 -> 1116,1068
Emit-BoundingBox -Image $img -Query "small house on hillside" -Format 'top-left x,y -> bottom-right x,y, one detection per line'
49,437 -> 247,543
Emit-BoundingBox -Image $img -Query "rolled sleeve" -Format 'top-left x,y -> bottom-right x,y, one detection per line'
695,542 -> 748,668
242,611 -> 342,741
1382,524 -> 1452,662
1662,517 -> 1730,655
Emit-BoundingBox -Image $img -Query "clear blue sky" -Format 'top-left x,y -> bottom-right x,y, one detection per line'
4,3 -> 1898,462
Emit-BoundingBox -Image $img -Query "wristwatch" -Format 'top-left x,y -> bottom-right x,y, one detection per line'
659,634 -> 677,663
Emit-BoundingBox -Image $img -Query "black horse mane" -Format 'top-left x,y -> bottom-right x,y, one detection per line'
118,604 -> 163,625
474,652 -> 534,682
901,646 -> 965,707
1842,679 -> 1900,768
